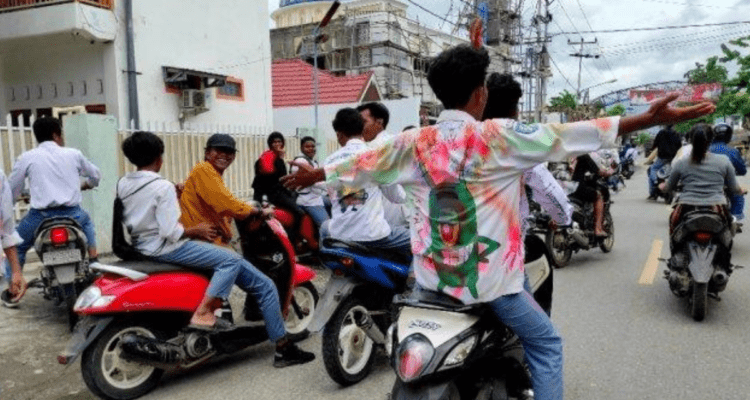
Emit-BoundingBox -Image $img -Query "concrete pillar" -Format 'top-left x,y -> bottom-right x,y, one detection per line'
64,114 -> 118,254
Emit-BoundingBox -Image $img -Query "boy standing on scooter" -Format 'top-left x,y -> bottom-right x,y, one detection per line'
2,117 -> 100,307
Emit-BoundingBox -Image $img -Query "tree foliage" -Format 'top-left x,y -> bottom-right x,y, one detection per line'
607,104 -> 626,116
548,90 -> 578,111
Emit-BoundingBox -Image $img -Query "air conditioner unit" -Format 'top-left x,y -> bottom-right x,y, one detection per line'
181,89 -> 208,110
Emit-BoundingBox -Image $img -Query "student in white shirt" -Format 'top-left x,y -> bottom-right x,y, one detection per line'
320,108 -> 411,260
118,131 -> 314,368
289,136 -> 329,230
357,102 -> 410,229
0,170 -> 26,308
3,117 -> 100,283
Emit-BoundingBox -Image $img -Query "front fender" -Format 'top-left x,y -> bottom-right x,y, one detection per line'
57,316 -> 114,365
687,242 -> 717,284
391,379 -> 458,400
307,275 -> 359,333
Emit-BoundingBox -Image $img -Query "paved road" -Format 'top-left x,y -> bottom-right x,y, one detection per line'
3,164 -> 750,399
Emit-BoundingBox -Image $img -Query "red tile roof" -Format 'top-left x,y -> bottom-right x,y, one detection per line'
272,59 -> 379,108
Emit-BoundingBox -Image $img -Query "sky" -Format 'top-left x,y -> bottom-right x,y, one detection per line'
266,0 -> 750,104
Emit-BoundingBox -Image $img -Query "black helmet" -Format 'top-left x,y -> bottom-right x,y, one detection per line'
714,123 -> 733,143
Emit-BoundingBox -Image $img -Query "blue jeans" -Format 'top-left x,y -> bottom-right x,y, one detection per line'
730,193 -> 745,220
488,291 -> 563,400
155,240 -> 286,342
648,158 -> 667,196
2,206 -> 96,278
299,205 -> 329,230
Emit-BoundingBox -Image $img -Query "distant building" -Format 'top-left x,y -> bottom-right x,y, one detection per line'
270,0 -> 512,121
0,0 -> 273,129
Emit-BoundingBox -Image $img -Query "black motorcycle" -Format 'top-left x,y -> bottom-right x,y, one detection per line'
665,206 -> 735,321
649,163 -> 673,203
545,178 -> 614,268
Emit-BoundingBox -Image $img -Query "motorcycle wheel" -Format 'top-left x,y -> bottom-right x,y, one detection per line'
691,282 -> 708,322
599,212 -> 615,253
545,228 -> 572,268
322,296 -> 376,386
476,379 -> 509,400
62,283 -> 79,331
81,321 -> 165,400
284,282 -> 319,336
391,379 -> 461,400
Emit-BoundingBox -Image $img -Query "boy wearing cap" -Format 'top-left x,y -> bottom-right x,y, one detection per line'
180,133 -> 259,247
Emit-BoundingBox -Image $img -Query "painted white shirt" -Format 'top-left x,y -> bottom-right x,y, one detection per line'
369,130 -> 409,228
0,170 -> 22,250
324,138 -> 391,242
9,141 -> 101,209
325,110 -> 618,304
520,164 -> 573,233
118,171 -> 187,257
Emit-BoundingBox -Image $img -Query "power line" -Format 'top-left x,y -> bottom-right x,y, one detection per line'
637,0 -> 734,9
549,55 -> 577,92
572,0 -> 617,81
602,30 -> 750,56
404,0 -> 461,28
553,20 -> 750,36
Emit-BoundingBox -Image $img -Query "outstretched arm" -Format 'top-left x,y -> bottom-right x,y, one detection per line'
618,94 -> 715,136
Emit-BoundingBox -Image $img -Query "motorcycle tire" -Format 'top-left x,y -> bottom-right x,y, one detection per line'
545,228 -> 572,268
81,320 -> 166,400
691,282 -> 708,322
391,379 -> 462,400
599,212 -> 615,253
62,283 -> 79,332
284,282 -> 319,337
322,296 -> 376,386
476,379 -> 510,400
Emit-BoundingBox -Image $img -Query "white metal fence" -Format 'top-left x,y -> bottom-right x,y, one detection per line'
1,114 -> 339,219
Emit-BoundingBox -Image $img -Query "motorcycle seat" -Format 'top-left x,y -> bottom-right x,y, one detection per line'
395,288 -> 486,314
320,238 -> 412,265
33,217 -> 84,237
108,260 -> 214,277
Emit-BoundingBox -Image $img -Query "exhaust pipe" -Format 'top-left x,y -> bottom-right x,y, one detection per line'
119,334 -> 185,368
711,270 -> 729,292
355,311 -> 385,345
568,224 -> 589,247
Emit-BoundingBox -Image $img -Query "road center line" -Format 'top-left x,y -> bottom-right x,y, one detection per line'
639,239 -> 664,285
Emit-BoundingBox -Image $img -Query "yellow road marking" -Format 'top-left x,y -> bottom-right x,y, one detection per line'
639,239 -> 664,285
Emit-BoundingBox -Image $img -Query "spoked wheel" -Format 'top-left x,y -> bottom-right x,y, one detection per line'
545,228 -> 572,268
322,297 -> 376,386
284,282 -> 319,336
81,321 -> 165,400
691,282 -> 708,322
599,212 -> 615,253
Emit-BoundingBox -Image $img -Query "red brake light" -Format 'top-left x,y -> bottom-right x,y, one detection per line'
694,231 -> 712,244
341,257 -> 355,267
399,348 -> 425,381
50,228 -> 69,245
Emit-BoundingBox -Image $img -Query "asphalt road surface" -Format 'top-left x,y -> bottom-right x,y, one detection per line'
3,164 -> 750,400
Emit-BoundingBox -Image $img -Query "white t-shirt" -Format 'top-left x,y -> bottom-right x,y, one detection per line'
324,138 -> 391,242
290,155 -> 326,207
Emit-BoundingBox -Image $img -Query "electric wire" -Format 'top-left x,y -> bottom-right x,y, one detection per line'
553,20 -> 750,36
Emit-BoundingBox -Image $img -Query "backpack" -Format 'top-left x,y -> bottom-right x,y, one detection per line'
112,178 -> 162,261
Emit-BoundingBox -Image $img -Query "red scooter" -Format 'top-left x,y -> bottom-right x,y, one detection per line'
58,215 -> 317,400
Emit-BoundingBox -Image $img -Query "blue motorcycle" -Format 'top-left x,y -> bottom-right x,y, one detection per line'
308,238 -> 411,386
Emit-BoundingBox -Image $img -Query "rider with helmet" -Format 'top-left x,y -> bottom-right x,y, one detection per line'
710,123 -> 746,220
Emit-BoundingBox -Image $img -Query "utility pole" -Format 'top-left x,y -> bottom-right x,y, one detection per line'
568,37 -> 599,101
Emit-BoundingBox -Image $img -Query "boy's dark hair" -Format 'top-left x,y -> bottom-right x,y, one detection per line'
483,72 -> 522,120
356,102 -> 390,129
402,125 -> 417,132
267,131 -> 285,148
122,131 -> 164,167
332,108 -> 364,137
32,117 -> 62,143
300,136 -> 316,146
427,44 -> 491,109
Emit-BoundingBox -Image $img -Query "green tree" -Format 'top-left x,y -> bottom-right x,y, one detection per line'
684,56 -> 728,84
606,104 -> 626,116
548,90 -> 578,111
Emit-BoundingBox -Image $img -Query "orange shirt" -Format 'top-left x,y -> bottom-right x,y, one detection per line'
179,161 -> 255,246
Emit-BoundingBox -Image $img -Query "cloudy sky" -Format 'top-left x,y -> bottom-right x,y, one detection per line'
267,0 -> 750,103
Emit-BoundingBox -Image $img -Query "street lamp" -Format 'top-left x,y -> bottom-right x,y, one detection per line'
310,1 -> 340,153
579,78 -> 617,104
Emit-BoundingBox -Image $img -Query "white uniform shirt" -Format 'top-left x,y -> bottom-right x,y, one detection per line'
324,110 -> 618,304
519,164 -> 573,233
290,156 -> 326,207
118,171 -> 187,257
0,171 -> 22,250
324,138 -> 391,242
9,141 -> 101,209
369,131 -> 409,228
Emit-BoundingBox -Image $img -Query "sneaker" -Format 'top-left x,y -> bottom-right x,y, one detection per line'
647,194 -> 658,201
273,343 -> 315,368
1,289 -> 20,309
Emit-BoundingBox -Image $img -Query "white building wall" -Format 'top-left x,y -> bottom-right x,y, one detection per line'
131,0 -> 273,129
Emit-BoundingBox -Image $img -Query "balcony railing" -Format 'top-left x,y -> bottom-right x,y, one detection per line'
0,0 -> 113,12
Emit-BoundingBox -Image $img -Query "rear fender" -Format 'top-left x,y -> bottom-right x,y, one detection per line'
687,242 -> 717,284
397,306 -> 480,348
78,272 -> 208,315
57,316 -> 114,365
292,263 -> 316,286
307,275 -> 359,333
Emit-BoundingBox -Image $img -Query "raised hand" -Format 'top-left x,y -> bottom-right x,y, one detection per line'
646,93 -> 716,126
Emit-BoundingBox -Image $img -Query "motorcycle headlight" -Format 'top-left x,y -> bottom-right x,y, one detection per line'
395,334 -> 434,382
442,335 -> 478,368
73,286 -> 114,311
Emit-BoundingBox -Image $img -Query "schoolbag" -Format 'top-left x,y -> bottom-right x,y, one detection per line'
112,178 -> 162,261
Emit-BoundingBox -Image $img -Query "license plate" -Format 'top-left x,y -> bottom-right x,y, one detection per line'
43,249 -> 82,266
